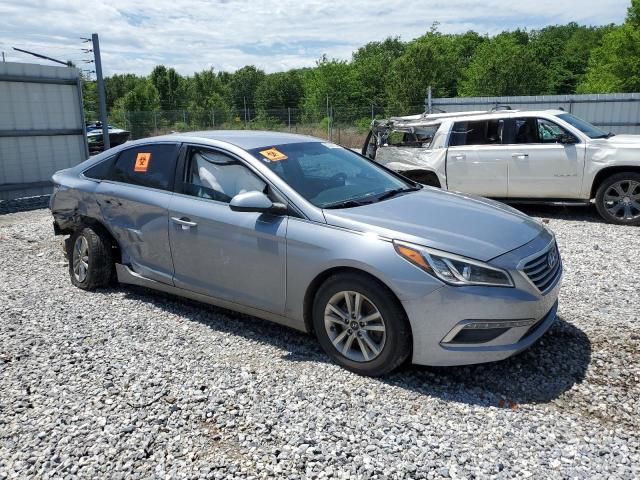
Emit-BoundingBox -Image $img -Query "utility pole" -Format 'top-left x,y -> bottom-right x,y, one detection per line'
91,33 -> 110,149
427,85 -> 432,114
1,52 -> 5,63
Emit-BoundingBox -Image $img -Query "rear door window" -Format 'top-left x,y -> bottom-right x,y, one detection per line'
449,120 -> 504,147
109,143 -> 180,191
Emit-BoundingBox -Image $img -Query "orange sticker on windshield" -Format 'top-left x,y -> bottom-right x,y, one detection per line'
134,152 -> 151,172
259,148 -> 288,162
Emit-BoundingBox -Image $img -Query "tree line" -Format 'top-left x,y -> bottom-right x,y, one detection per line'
83,0 -> 640,129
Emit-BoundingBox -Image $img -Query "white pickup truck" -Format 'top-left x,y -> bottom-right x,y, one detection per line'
362,109 -> 640,225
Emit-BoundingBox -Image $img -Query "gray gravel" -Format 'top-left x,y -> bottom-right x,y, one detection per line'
0,205 -> 638,479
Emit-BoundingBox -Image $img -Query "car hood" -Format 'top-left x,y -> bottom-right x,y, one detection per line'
322,189 -> 544,262
598,134 -> 640,145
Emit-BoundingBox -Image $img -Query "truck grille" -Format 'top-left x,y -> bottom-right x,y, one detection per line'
522,243 -> 561,293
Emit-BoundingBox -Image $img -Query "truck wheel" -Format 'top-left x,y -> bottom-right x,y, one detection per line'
312,273 -> 412,376
595,172 -> 640,225
68,226 -> 114,290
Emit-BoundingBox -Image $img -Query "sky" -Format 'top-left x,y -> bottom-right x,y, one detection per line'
0,0 -> 630,77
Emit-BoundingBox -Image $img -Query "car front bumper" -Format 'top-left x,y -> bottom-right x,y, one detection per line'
402,231 -> 562,367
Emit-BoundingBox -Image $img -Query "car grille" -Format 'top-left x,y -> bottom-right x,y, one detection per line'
522,243 -> 562,293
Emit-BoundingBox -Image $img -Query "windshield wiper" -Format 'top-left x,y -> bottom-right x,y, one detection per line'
323,198 -> 373,209
376,186 -> 421,202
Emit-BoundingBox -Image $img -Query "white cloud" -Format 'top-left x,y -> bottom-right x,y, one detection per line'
0,0 -> 629,76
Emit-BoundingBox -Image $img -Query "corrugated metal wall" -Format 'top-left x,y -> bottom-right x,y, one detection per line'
430,93 -> 640,135
0,62 -> 88,201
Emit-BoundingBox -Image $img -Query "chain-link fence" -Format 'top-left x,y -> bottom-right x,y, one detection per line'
87,105 -> 426,150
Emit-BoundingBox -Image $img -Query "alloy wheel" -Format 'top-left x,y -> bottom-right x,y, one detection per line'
324,291 -> 386,362
604,180 -> 640,221
72,235 -> 89,283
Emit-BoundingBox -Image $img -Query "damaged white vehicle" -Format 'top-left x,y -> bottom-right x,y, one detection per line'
362,109 -> 640,225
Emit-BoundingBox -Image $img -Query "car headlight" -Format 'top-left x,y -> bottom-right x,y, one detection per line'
393,240 -> 513,287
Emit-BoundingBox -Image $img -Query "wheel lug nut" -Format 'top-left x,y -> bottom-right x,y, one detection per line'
359,322 -> 365,327
347,329 -> 352,335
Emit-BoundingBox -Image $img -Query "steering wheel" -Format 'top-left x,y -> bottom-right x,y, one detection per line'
328,172 -> 347,187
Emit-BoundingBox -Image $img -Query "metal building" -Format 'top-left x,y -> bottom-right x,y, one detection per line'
0,62 -> 88,201
429,93 -> 640,135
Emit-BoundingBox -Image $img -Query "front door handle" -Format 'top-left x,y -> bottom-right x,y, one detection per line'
171,217 -> 198,230
512,153 -> 529,159
454,154 -> 465,160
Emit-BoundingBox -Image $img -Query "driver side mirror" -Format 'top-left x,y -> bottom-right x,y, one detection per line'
229,191 -> 287,215
557,133 -> 578,145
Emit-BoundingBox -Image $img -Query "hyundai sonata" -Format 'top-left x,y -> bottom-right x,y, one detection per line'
50,131 -> 562,376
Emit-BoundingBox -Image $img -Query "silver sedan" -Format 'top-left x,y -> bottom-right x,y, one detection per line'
50,131 -> 562,376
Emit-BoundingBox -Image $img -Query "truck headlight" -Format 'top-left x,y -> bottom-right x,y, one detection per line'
393,240 -> 513,287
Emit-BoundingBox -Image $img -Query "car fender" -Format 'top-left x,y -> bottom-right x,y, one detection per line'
583,141 -> 640,197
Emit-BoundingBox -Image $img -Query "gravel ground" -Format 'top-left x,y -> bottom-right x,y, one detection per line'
0,205 -> 638,479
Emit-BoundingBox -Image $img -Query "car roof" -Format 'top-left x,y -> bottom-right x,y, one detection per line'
381,109 -> 567,128
163,130 -> 323,150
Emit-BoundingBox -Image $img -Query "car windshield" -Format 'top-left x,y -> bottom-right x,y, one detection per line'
556,113 -> 610,139
248,142 -> 416,208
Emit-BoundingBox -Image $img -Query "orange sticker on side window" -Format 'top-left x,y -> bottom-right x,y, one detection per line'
134,152 -> 151,172
259,148 -> 288,162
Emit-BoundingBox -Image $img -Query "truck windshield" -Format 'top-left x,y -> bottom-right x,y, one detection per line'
249,142 -> 416,209
556,113 -> 610,139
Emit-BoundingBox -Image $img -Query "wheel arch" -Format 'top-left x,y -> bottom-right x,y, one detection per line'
73,215 -> 122,264
400,169 -> 441,187
302,266 -> 411,338
590,166 -> 640,198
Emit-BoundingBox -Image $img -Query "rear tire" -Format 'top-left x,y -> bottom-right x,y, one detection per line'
312,273 -> 411,376
68,226 -> 114,290
595,172 -> 640,225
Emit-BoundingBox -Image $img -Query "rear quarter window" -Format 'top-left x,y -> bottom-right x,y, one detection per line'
83,155 -> 116,180
109,143 -> 180,191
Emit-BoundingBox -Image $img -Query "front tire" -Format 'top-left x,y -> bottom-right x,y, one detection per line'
312,273 -> 411,376
68,226 -> 114,290
595,172 -> 640,225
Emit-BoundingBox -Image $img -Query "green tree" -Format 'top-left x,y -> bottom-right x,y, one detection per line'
81,75 -> 98,119
150,65 -> 186,111
185,69 -> 232,125
459,33 -> 548,96
302,56 -> 363,121
578,24 -> 640,93
385,30 -> 484,112
530,24 -> 609,94
578,1 -> 640,93
255,71 -> 303,111
628,0 -> 640,26
351,37 -> 406,109
113,81 -> 160,112
229,66 -> 265,110
105,74 -> 145,111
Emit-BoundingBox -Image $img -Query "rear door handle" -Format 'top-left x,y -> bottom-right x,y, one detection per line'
454,154 -> 465,160
171,217 -> 198,230
512,153 -> 529,159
